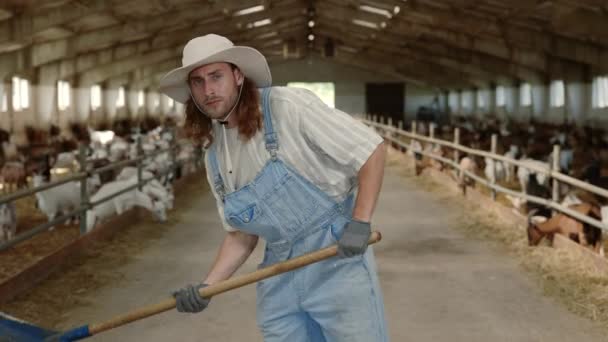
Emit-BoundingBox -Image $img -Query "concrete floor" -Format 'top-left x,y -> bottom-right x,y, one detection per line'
59,165 -> 607,341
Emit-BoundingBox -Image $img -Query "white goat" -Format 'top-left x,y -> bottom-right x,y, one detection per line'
503,145 -> 520,182
484,157 -> 506,183
52,152 -> 78,169
109,139 -> 129,162
117,167 -> 174,210
33,175 -> 81,229
517,159 -> 550,194
407,140 -> 423,159
85,178 -> 167,232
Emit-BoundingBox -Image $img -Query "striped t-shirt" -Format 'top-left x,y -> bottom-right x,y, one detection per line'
204,86 -> 383,232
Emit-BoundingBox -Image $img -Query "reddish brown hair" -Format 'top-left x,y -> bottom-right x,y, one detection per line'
184,76 -> 262,148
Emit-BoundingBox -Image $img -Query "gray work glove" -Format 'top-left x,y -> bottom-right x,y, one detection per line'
337,219 -> 372,258
172,283 -> 210,313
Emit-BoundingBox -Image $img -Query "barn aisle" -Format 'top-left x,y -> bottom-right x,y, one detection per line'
55,163 -> 606,342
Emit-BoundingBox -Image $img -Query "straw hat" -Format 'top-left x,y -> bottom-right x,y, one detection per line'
159,34 -> 272,104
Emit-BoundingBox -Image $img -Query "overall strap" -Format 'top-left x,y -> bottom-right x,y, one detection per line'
261,87 -> 279,159
208,147 -> 226,201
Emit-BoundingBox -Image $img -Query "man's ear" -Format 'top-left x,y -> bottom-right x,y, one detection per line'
234,69 -> 244,86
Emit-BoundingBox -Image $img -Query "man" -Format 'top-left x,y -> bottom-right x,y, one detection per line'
160,34 -> 388,341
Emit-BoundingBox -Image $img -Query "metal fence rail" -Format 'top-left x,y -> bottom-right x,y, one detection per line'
363,117 -> 608,233
0,132 -> 202,252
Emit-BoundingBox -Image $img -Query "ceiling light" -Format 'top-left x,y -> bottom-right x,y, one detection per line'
308,20 -> 315,28
308,34 -> 315,41
233,5 -> 264,16
246,18 -> 271,29
358,5 -> 392,18
352,19 -> 378,29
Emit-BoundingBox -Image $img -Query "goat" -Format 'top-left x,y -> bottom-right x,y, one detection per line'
457,156 -> 478,195
527,203 -> 604,256
517,159 -> 550,195
1,162 -> 27,191
33,175 -> 81,229
85,178 -> 167,232
484,157 -> 506,184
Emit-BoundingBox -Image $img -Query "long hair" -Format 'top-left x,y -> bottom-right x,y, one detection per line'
184,76 -> 262,148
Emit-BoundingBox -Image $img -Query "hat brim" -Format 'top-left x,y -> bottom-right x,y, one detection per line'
159,46 -> 272,104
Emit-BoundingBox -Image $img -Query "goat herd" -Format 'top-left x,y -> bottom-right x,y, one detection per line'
0,117 -> 199,246
397,115 -> 608,257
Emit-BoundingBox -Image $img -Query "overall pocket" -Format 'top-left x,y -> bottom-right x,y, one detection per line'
228,204 -> 261,226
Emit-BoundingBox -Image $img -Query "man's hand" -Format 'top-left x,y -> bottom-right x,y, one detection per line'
337,220 -> 371,258
172,283 -> 210,313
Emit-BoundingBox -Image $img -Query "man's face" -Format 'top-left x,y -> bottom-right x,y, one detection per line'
188,62 -> 242,120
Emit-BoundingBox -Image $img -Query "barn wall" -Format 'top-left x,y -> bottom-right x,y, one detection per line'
445,72 -> 608,127
270,56 -> 402,116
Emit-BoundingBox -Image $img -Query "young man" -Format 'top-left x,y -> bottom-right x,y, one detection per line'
160,34 -> 388,341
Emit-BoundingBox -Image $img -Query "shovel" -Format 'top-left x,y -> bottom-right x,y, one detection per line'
0,231 -> 382,342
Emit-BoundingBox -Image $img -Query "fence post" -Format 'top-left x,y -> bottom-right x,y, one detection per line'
454,128 -> 460,180
169,127 -> 177,182
388,117 -> 393,127
398,120 -> 404,152
490,134 -> 497,201
78,143 -> 89,235
429,123 -> 435,139
411,121 -> 417,135
552,144 -> 560,214
136,129 -> 143,191
453,127 -> 460,164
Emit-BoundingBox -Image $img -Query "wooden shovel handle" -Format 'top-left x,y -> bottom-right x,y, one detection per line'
88,231 -> 382,335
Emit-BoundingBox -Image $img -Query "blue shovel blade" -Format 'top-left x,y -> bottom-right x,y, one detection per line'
0,312 -> 58,341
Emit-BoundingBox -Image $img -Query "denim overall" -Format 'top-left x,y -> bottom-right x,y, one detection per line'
208,87 -> 388,342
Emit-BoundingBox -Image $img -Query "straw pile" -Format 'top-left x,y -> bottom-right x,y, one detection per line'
0,195 -> 80,283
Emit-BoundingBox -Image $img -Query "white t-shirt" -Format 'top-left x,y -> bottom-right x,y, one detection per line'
204,86 -> 383,232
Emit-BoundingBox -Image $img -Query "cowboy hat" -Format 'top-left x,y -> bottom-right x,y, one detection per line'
159,34 -> 272,104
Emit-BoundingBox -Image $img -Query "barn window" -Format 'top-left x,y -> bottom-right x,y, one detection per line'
448,91 -> 459,111
520,82 -> 531,106
1,91 -> 6,112
116,87 -> 125,108
476,89 -> 485,108
287,82 -> 335,108
90,85 -> 101,110
496,86 -> 505,107
12,76 -> 29,111
138,90 -> 145,108
550,80 -> 564,107
57,80 -> 71,110
461,91 -> 472,109
592,76 -> 608,109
